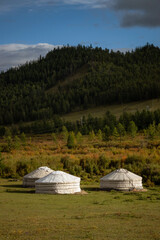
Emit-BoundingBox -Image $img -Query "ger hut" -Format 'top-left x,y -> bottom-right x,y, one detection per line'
100,168 -> 143,191
23,166 -> 53,187
35,170 -> 81,194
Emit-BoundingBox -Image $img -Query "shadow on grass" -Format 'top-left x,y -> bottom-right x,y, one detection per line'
6,189 -> 35,194
1,184 -> 35,194
1,184 -> 23,188
82,187 -> 100,192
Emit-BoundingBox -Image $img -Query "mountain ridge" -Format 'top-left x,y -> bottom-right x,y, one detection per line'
0,44 -> 160,125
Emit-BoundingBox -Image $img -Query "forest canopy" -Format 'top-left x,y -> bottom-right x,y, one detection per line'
0,44 -> 160,125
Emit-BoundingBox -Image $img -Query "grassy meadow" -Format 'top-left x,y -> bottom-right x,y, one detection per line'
0,179 -> 160,240
0,133 -> 160,240
62,98 -> 160,121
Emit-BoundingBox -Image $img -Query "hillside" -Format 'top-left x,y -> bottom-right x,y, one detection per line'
0,44 -> 160,126
62,98 -> 160,122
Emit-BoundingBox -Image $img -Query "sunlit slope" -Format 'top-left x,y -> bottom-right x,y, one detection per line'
0,44 -> 160,125
62,98 -> 160,121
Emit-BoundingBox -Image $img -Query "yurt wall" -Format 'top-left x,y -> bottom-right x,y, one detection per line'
35,171 -> 81,194
23,166 -> 53,187
100,168 -> 143,191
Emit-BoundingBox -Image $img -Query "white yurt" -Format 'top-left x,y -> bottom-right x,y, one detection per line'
23,166 -> 53,187
100,168 -> 143,191
35,170 -> 81,194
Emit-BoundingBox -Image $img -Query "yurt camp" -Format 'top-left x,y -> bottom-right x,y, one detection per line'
100,168 -> 143,191
35,170 -> 81,194
23,166 -> 53,187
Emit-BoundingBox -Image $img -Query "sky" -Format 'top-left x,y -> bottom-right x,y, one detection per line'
0,0 -> 160,71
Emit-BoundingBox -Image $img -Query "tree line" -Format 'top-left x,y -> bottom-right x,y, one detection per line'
0,109 -> 160,139
0,44 -> 160,125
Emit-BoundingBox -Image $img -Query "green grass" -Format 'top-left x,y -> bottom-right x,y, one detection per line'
62,98 -> 160,122
0,179 -> 160,240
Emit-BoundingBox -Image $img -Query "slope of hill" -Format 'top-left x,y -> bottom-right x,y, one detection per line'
62,98 -> 160,122
0,44 -> 160,125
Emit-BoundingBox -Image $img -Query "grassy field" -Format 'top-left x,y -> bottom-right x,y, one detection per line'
0,134 -> 160,239
0,179 -> 160,240
62,98 -> 160,121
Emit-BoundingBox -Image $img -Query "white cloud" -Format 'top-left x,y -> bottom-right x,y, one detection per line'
0,43 -> 61,72
0,0 -> 111,12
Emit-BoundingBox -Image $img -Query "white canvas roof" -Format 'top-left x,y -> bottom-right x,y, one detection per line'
100,168 -> 143,190
36,170 -> 80,183
23,166 -> 53,179
100,168 -> 142,181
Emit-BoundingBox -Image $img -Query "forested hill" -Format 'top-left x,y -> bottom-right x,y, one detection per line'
0,44 -> 160,125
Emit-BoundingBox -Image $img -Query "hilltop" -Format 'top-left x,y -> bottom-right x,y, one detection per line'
0,43 -> 160,126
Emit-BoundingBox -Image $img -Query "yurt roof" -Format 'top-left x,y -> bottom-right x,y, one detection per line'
35,171 -> 80,183
23,166 -> 53,179
100,168 -> 142,181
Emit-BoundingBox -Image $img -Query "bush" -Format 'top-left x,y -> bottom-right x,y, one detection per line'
16,161 -> 29,177
98,154 -> 110,171
141,164 -> 160,185
67,132 -> 76,149
60,156 -> 71,169
0,153 -> 5,176
127,121 -> 138,138
145,179 -> 155,187
109,159 -> 121,169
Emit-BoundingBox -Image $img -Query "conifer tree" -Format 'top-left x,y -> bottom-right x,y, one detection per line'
147,122 -> 156,140
113,127 -> 119,139
103,125 -> 111,141
89,130 -> 95,141
67,132 -> 76,149
117,123 -> 126,141
14,135 -> 21,149
76,131 -> 83,144
97,129 -> 103,141
20,132 -> 26,145
128,121 -> 138,138
51,133 -> 57,143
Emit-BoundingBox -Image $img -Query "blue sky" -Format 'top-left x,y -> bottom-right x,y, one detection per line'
0,0 -> 160,71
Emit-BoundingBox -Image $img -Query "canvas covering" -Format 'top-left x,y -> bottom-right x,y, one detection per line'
23,166 -> 53,187
100,168 -> 143,190
35,171 -> 81,194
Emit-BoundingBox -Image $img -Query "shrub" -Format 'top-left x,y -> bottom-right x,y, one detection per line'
98,154 -> 110,171
16,161 -> 29,177
51,133 -> 57,143
0,153 -> 5,176
67,132 -> 76,149
60,156 -> 71,169
142,164 -> 160,185
117,123 -> 126,140
61,126 -> 68,140
14,135 -> 21,149
147,122 -> 156,140
145,179 -> 155,187
20,132 -> 27,145
76,131 -> 83,144
97,129 -> 103,140
127,121 -> 138,138
109,159 -> 121,169
2,165 -> 14,178
89,130 -> 95,141
103,125 -> 111,141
